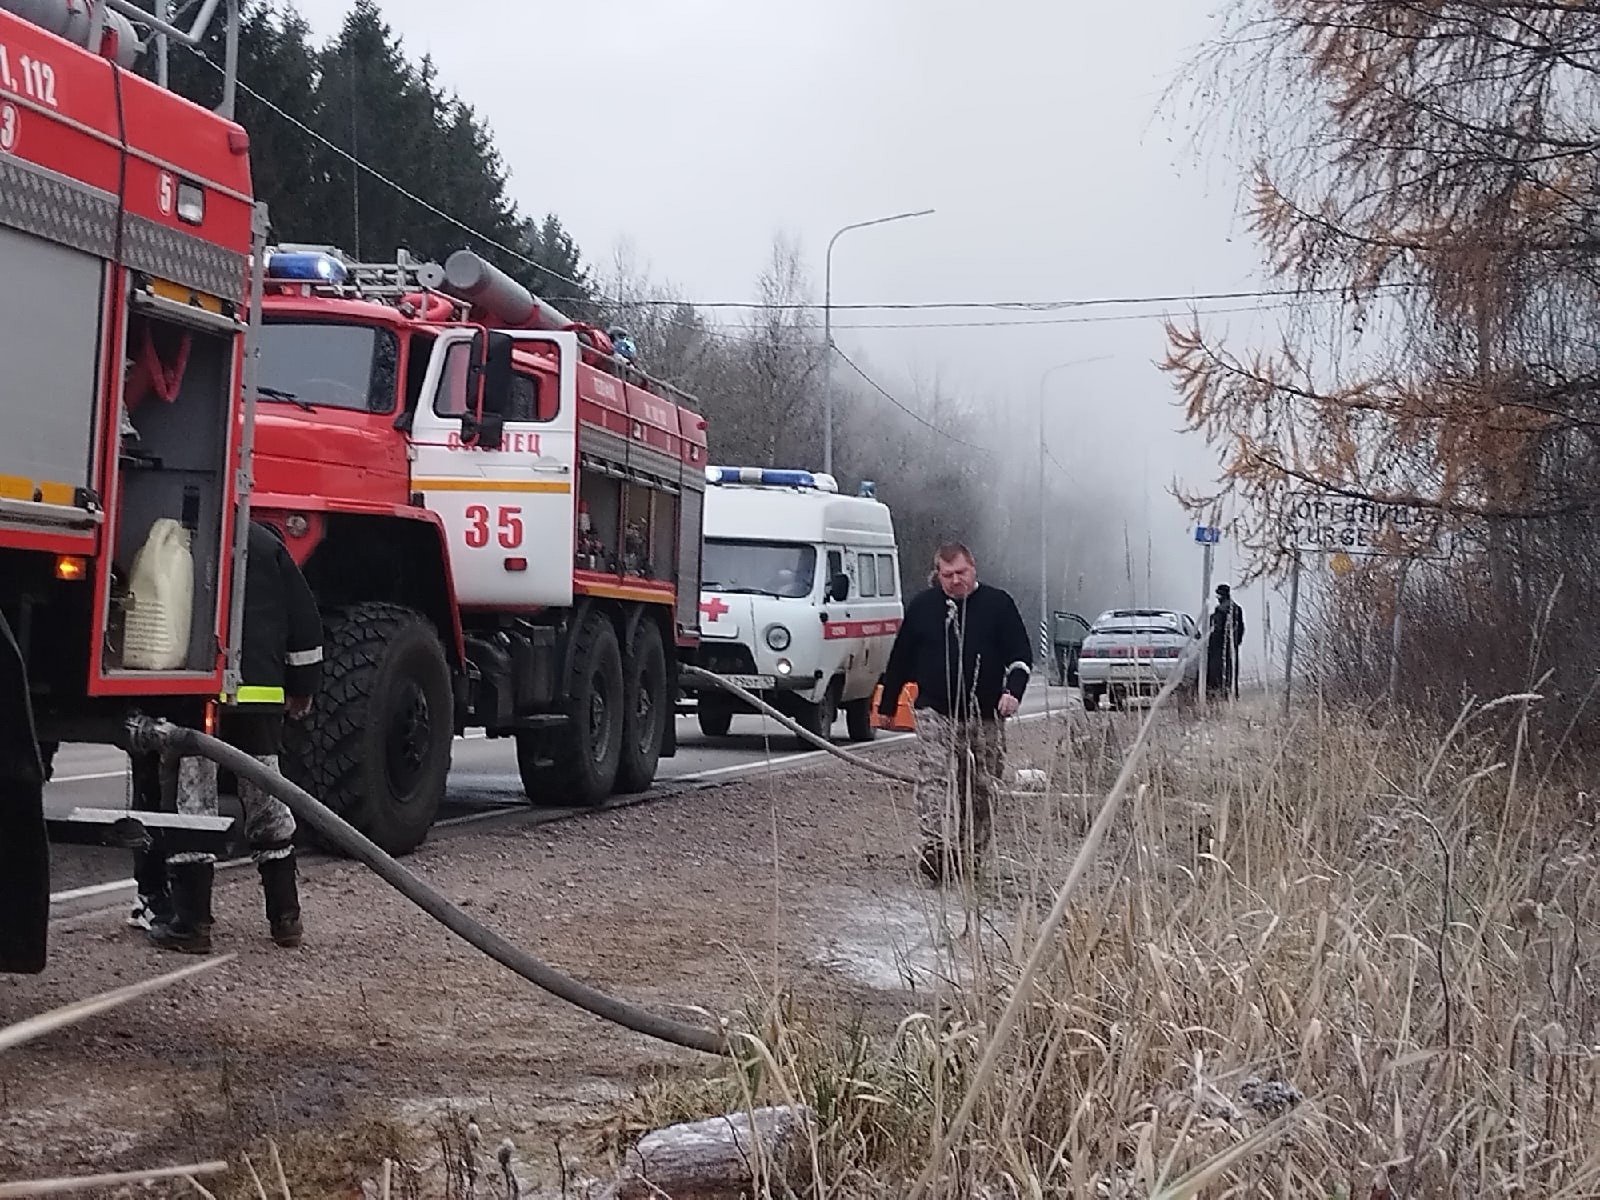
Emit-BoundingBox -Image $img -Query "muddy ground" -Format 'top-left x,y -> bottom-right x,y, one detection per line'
0,711 -> 1142,1196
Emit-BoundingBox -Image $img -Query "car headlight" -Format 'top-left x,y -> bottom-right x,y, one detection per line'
765,623 -> 791,651
776,658 -> 793,676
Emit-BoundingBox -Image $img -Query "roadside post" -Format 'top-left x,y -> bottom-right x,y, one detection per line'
1194,524 -> 1220,710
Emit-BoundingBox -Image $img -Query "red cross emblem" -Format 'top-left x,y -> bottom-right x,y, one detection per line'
699,597 -> 730,621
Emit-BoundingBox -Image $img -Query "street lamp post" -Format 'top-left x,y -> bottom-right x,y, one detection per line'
1036,356 -> 1110,679
822,208 -> 934,474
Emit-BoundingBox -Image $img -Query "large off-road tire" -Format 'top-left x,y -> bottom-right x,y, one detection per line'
284,602 -> 453,857
844,696 -> 876,743
697,699 -> 733,738
521,611 -> 623,807
616,617 -> 668,794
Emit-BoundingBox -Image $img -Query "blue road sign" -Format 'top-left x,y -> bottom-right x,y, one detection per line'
1194,526 -> 1221,545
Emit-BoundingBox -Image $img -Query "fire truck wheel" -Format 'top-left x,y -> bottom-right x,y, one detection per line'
287,603 -> 453,857
534,611 -> 624,806
616,618 -> 667,794
696,700 -> 733,738
844,696 -> 877,743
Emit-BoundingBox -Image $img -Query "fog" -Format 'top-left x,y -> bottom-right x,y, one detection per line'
290,0 -> 1288,679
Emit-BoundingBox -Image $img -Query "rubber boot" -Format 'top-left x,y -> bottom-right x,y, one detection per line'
128,842 -> 173,930
147,860 -> 214,954
257,849 -> 302,948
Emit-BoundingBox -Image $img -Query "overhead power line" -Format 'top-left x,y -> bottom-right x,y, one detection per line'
611,283 -> 1413,313
710,298 -> 1342,334
829,346 -> 993,456
189,46 -> 598,300
196,51 -> 1401,332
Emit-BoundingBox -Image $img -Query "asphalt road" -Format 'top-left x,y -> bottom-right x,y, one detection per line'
44,686 -> 1072,911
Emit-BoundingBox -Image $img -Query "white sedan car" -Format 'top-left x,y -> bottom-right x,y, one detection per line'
1076,608 -> 1203,711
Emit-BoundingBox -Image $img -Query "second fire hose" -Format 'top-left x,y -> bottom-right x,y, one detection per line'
681,665 -> 918,785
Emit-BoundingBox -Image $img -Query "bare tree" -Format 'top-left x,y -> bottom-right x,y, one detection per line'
1167,0 -> 1600,725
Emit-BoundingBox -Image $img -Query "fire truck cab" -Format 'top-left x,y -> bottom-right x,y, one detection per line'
686,468 -> 902,744
250,248 -> 706,855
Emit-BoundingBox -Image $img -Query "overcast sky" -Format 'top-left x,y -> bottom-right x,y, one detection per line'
290,0 -> 1288,670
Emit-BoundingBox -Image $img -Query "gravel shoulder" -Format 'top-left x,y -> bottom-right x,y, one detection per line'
0,709 -> 1136,1193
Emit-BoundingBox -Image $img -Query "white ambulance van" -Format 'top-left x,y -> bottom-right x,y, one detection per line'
687,466 -> 902,743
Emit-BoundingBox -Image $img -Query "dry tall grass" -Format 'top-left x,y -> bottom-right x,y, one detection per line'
634,694 -> 1600,1198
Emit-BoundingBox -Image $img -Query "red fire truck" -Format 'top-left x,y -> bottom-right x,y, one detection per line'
249,247 -> 707,855
0,0 -> 261,972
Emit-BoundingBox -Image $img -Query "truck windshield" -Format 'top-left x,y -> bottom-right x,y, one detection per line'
259,322 -> 397,412
702,540 -> 817,599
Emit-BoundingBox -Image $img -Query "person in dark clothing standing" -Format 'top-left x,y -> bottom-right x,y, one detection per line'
877,543 -> 1033,883
139,520 -> 323,954
1206,584 -> 1245,700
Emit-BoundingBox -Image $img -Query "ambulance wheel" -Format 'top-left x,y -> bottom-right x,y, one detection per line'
844,697 -> 876,742
537,611 -> 624,806
616,618 -> 667,794
1082,688 -> 1102,713
286,602 -> 452,857
794,686 -> 837,747
697,700 -> 733,738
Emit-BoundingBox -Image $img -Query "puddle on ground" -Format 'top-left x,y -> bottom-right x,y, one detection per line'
806,885 -> 984,992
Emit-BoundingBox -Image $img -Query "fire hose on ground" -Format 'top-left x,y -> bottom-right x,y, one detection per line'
121,673 -> 925,1057
125,716 -> 729,1057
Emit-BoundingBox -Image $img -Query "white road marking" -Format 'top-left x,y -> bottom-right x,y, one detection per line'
49,857 -> 253,904
50,771 -> 127,784
48,699 -> 1070,905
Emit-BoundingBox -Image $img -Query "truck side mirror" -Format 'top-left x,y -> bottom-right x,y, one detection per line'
828,572 -> 850,602
464,330 -> 513,449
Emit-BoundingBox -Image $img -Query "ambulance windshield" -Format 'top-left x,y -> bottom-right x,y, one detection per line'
702,540 -> 816,599
259,321 -> 398,413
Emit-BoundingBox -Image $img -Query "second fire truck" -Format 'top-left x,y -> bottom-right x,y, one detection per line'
249,247 -> 708,855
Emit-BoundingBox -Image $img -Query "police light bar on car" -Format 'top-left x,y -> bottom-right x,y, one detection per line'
704,466 -> 840,493
264,251 -> 348,285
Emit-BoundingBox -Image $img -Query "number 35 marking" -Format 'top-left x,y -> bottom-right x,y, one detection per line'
465,504 -> 523,549
0,103 -> 17,153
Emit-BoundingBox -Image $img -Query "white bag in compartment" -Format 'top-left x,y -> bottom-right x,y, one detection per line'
122,517 -> 194,671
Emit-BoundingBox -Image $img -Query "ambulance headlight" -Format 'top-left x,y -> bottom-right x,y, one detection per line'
776,658 -> 793,676
764,623 -> 791,651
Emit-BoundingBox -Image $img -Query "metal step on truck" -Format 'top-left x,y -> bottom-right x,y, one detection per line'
0,0 -> 263,973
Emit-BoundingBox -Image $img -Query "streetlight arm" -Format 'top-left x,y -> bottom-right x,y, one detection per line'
821,207 -> 934,475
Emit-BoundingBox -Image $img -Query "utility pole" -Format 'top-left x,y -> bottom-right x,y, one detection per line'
1194,524 -> 1220,710
1388,558 -> 1412,705
1282,552 -> 1302,720
821,208 -> 933,475
1035,356 -> 1111,678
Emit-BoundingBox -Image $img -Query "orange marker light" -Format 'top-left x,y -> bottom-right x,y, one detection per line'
54,555 -> 87,582
204,700 -> 219,737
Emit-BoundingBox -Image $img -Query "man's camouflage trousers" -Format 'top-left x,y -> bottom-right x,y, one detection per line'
911,709 -> 1005,879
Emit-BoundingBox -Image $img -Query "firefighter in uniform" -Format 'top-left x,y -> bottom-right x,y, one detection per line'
141,520 -> 323,954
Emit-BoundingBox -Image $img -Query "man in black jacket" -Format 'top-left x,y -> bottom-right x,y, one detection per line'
877,543 -> 1033,883
1206,584 -> 1245,700
142,520 -> 323,954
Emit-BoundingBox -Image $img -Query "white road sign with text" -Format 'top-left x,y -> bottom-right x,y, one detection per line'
1285,491 -> 1448,557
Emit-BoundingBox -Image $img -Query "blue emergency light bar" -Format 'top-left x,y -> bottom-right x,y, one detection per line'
706,466 -> 829,490
264,251 -> 348,285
